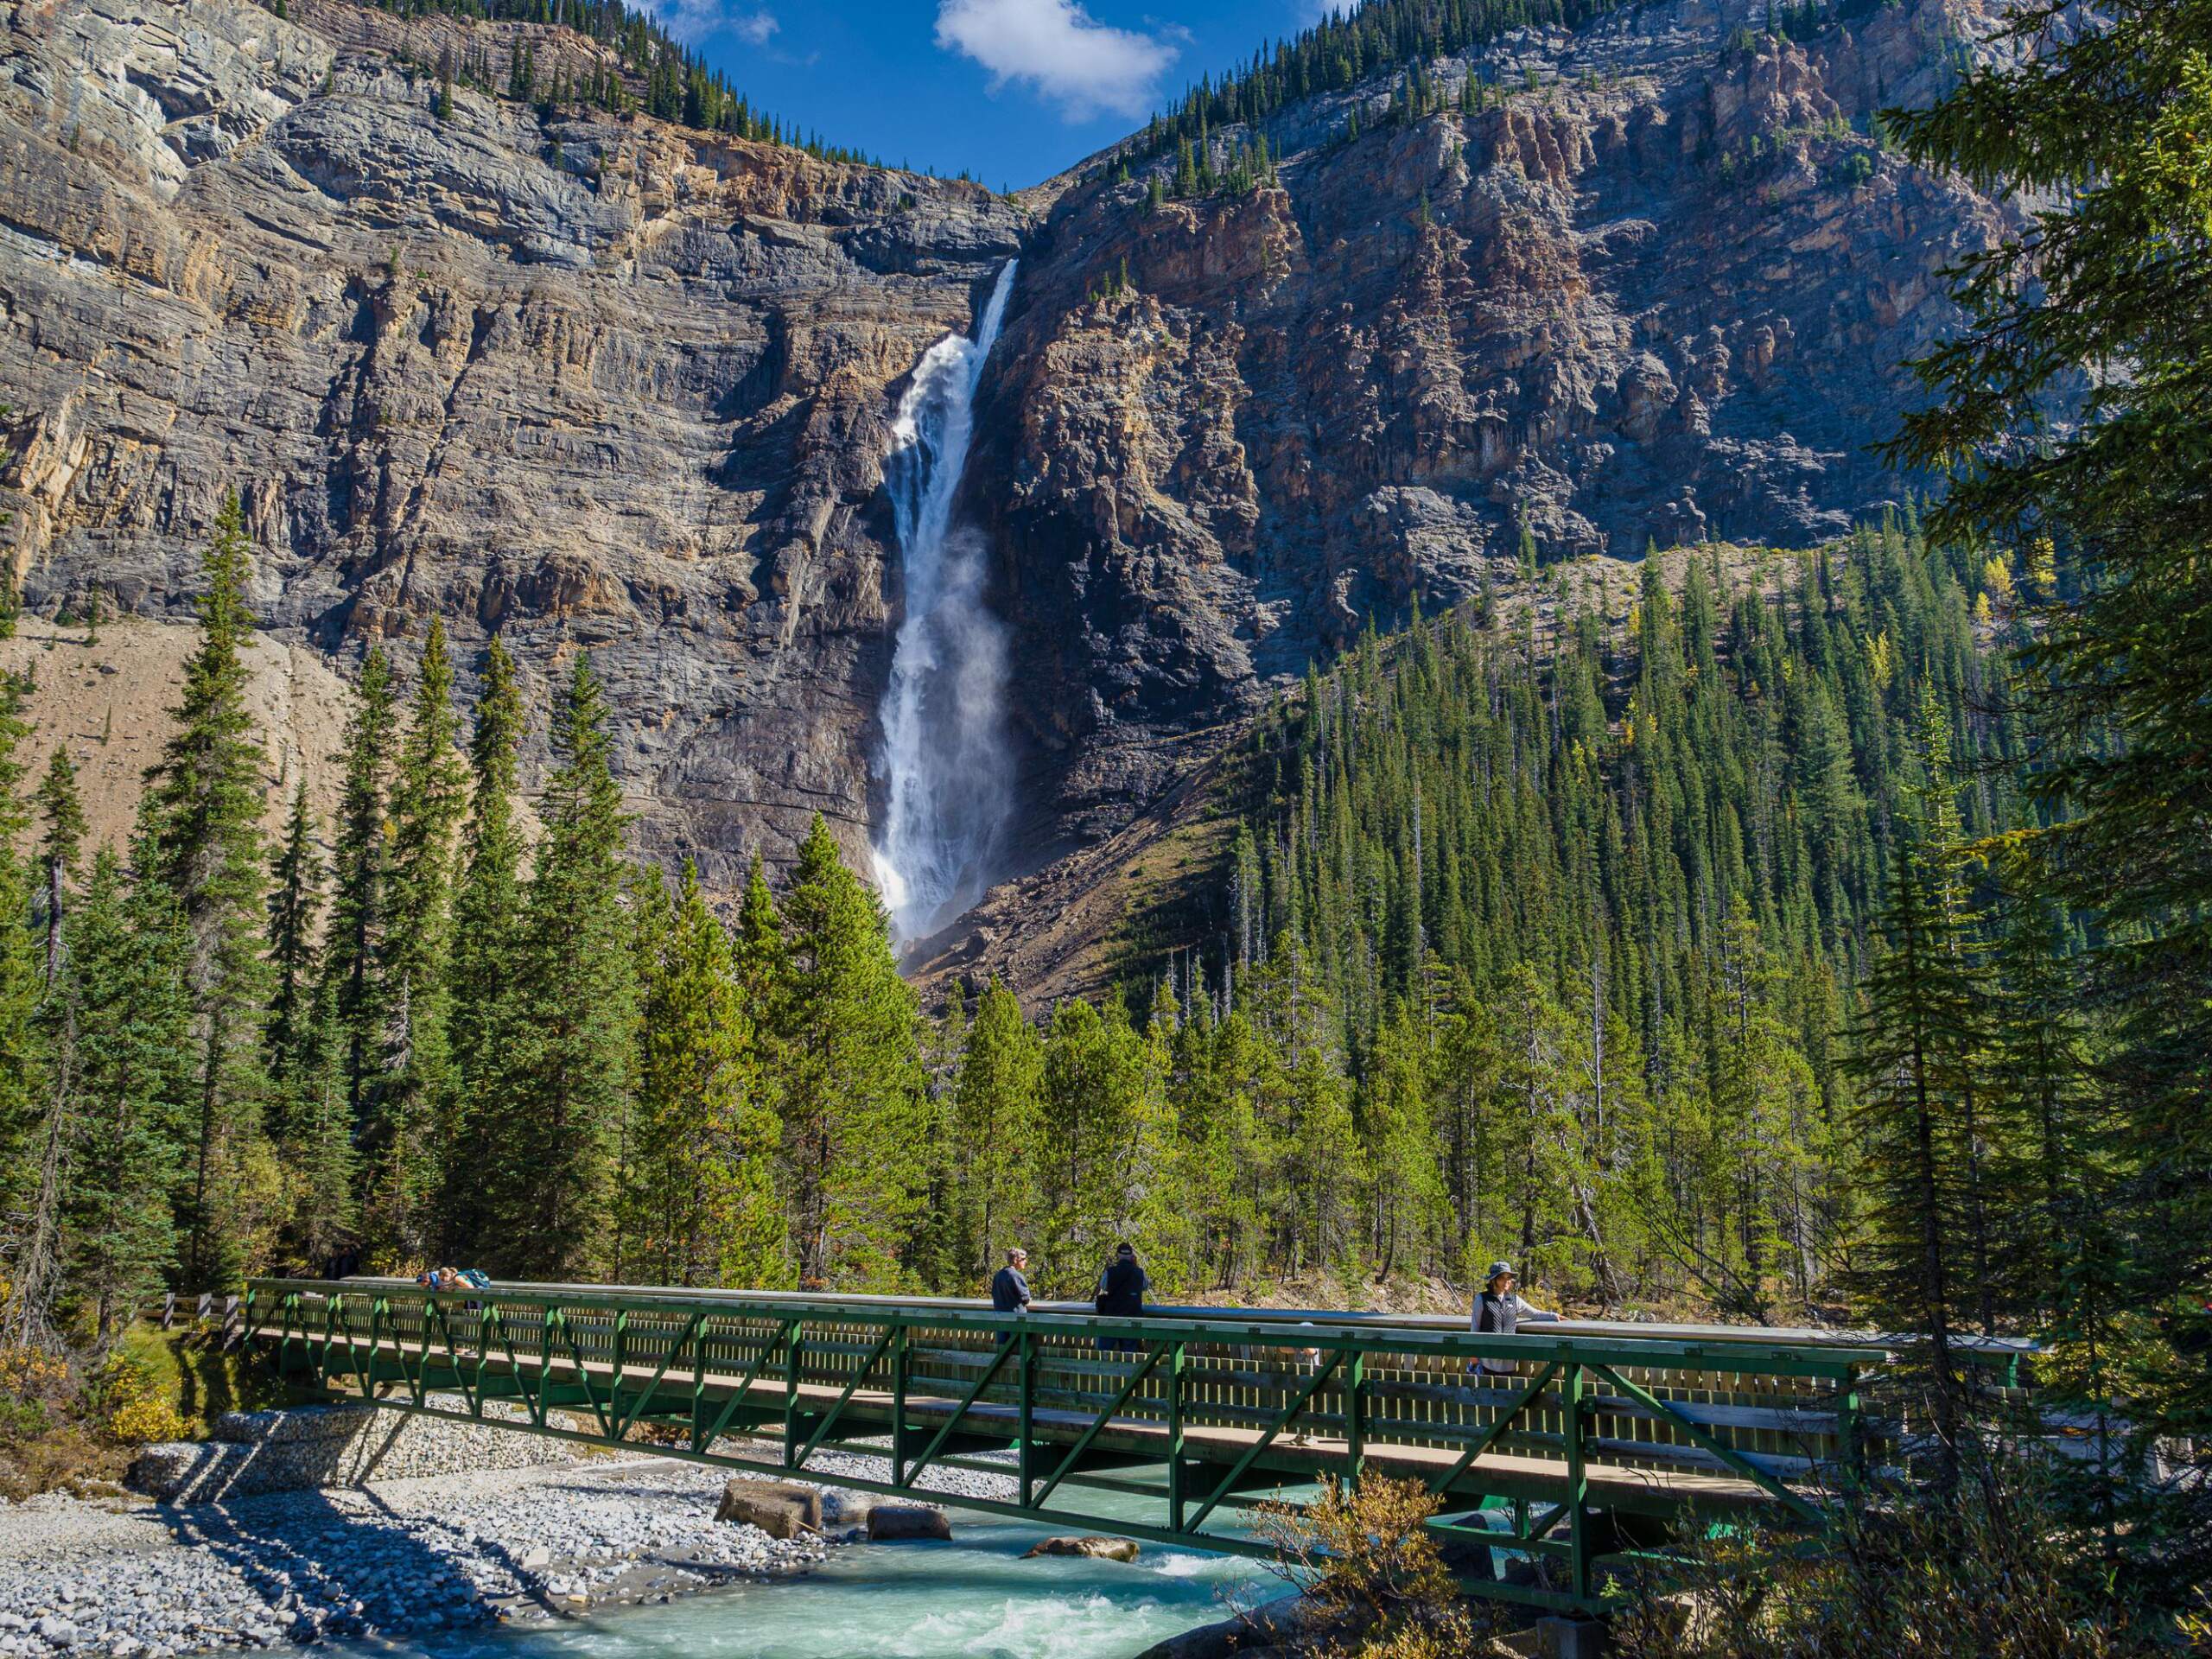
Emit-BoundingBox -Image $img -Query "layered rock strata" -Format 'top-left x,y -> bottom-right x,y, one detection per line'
0,0 -> 2005,951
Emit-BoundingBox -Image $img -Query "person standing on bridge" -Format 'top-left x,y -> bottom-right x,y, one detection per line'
1094,1242 -> 1147,1355
1471,1261 -> 1559,1377
991,1247 -> 1033,1345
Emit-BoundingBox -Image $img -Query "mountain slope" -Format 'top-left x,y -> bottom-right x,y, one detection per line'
0,0 -> 2009,953
0,0 -> 1018,883
968,0 -> 2012,873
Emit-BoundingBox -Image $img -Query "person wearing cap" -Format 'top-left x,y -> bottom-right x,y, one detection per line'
1094,1242 -> 1147,1354
991,1247 -> 1033,1346
1471,1260 -> 1559,1376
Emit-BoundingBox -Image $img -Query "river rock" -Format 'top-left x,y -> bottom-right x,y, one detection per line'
1023,1535 -> 1141,1562
817,1490 -> 877,1530
866,1504 -> 952,1542
714,1479 -> 823,1539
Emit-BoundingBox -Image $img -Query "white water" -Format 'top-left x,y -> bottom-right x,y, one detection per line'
871,262 -> 1020,946
328,1510 -> 1272,1659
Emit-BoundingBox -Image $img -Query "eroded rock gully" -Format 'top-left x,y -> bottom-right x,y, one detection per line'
0,0 -> 2005,968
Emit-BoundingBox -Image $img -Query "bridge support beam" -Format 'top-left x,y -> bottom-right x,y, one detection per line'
236,1276 -> 1878,1620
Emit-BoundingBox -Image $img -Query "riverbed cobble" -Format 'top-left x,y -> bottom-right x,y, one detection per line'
0,1440 -> 1019,1656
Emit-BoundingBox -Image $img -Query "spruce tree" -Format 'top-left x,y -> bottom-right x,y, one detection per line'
635,861 -> 782,1287
34,747 -> 85,988
440,636 -> 526,1258
1886,0 -> 2212,1520
778,816 -> 924,1291
290,973 -> 357,1274
0,677 -> 52,1344
480,657 -> 634,1280
1847,817 -> 1988,1483
60,851 -> 194,1342
264,780 -> 322,1121
377,620 -> 467,1258
948,978 -> 1043,1286
321,645 -> 394,1209
143,492 -> 272,1292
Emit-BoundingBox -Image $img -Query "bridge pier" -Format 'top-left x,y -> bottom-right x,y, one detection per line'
1535,1614 -> 1609,1659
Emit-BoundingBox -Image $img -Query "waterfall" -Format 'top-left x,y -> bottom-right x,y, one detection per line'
870,260 -> 1019,946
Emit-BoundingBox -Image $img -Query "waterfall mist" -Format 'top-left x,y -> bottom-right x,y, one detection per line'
871,261 -> 1019,946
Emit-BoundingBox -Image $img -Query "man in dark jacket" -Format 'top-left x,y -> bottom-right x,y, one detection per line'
1095,1242 -> 1147,1353
991,1248 -> 1032,1344
1471,1260 -> 1559,1377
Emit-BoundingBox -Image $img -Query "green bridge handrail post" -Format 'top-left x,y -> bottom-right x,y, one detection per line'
1345,1350 -> 1366,1485
891,1324 -> 911,1486
535,1307 -> 560,1430
1166,1340 -> 1187,1532
369,1297 -> 389,1400
473,1304 -> 492,1421
1018,1329 -> 1036,1510
611,1309 -> 629,1439
691,1315 -> 709,1452
1564,1360 -> 1590,1607
783,1320 -> 804,1470
1838,1363 -> 1864,1497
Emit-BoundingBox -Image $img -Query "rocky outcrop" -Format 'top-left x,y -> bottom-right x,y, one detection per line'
1,0 -> 2005,950
966,0 -> 2015,864
0,0 -> 1020,883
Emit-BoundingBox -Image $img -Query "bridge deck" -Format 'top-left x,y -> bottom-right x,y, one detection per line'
241,1280 -> 1889,1615
266,1324 -> 1781,1516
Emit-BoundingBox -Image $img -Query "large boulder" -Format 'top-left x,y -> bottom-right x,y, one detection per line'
866,1503 -> 953,1541
819,1489 -> 878,1533
714,1478 -> 824,1539
1023,1535 -> 1141,1563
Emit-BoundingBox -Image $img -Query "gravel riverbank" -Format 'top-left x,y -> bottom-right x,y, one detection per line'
0,1441 -> 1021,1656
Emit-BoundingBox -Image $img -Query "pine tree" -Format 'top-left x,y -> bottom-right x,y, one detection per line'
947,978 -> 1043,1286
440,636 -> 526,1258
0,677 -> 53,1344
264,780 -> 322,1118
636,862 -> 782,1287
143,492 -> 272,1293
377,620 -> 467,1259
1847,815 -> 1988,1483
778,816 -> 924,1291
1885,0 -> 2212,1514
33,747 -> 85,988
480,657 -> 634,1280
60,851 -> 194,1342
321,646 -> 397,1250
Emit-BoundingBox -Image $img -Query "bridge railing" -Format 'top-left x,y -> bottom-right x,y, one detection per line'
238,1277 -> 1899,1612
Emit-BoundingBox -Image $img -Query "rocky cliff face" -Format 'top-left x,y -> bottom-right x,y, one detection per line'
965,0 -> 2012,871
0,0 -> 2005,965
0,0 -> 1020,882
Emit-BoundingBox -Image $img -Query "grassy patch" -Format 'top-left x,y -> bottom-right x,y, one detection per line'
0,1321 -> 309,1500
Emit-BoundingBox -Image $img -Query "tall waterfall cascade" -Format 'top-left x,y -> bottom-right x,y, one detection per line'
870,261 -> 1019,947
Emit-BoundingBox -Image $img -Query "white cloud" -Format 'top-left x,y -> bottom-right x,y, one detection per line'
645,0 -> 778,48
935,0 -> 1179,122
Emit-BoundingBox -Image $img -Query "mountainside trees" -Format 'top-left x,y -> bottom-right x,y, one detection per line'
1883,0 -> 2212,1592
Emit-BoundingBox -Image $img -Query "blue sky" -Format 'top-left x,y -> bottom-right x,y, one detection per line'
645,0 -> 1334,188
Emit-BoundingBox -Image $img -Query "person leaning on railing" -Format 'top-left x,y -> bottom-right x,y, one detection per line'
991,1246 -> 1032,1346
1470,1260 -> 1559,1377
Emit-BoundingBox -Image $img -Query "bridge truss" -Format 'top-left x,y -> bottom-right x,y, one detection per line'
245,1280 -> 1887,1616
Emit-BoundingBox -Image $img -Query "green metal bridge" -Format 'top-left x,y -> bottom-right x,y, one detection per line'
241,1278 -> 1990,1616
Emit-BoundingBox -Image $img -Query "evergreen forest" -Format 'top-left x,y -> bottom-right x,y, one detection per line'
0,0 -> 2208,1632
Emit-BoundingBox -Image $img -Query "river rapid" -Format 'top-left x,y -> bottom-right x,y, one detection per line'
330,1510 -> 1274,1659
